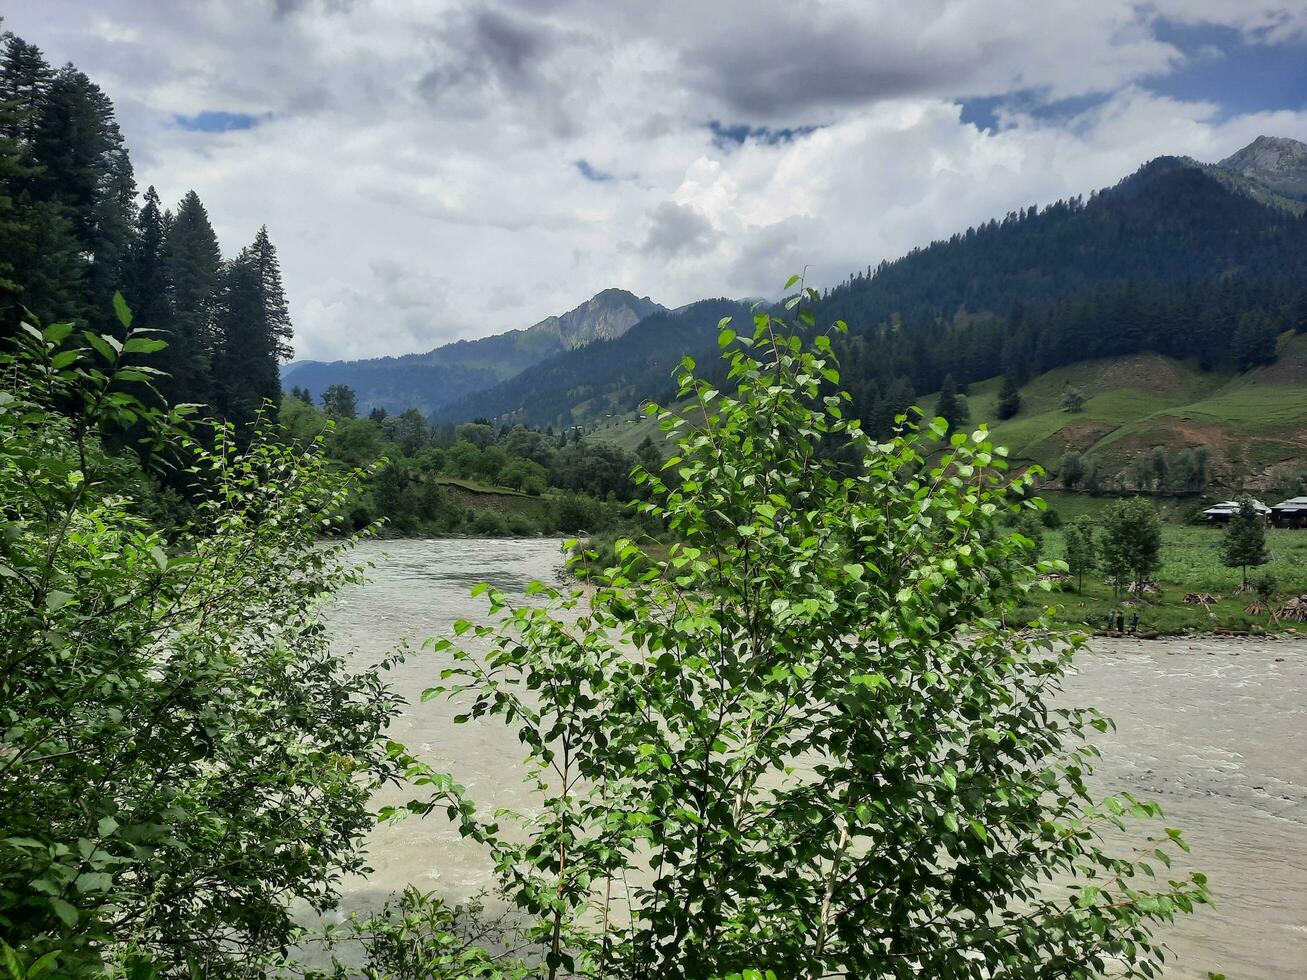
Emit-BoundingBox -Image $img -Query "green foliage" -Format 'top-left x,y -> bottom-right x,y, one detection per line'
1063,519 -> 1099,592
1219,495 -> 1269,588
0,311 -> 400,976
932,372 -> 968,432
320,382 -> 357,419
995,373 -> 1021,420
1060,387 -> 1086,413
405,291 -> 1206,978
1100,498 -> 1163,596
1059,449 -> 1086,488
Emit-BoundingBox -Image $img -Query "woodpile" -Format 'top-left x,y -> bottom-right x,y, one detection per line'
1274,595 -> 1307,623
1184,592 -> 1220,606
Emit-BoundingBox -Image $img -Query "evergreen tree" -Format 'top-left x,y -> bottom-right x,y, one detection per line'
995,374 -> 1021,420
932,373 -> 968,432
248,224 -> 293,360
161,191 -> 221,407
213,248 -> 282,435
1219,495 -> 1269,589
125,185 -> 170,334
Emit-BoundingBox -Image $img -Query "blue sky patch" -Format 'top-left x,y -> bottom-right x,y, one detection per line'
574,159 -> 613,182
708,120 -> 819,148
174,110 -> 263,133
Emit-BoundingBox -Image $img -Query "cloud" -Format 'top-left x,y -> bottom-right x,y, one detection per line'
4,1 -> 1306,361
640,202 -> 718,257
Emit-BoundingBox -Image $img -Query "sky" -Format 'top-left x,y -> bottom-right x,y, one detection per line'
6,1 -> 1307,362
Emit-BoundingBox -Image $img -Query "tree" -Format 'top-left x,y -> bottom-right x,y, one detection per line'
1100,497 -> 1162,596
248,224 -> 293,360
1058,449 -> 1086,488
1060,387 -> 1086,413
932,372 -> 968,432
212,248 -> 283,436
407,297 -> 1206,978
0,308 -> 399,976
1063,519 -> 1098,592
161,191 -> 221,407
995,373 -> 1021,420
384,407 -> 430,456
1220,495 -> 1269,589
321,382 -> 357,419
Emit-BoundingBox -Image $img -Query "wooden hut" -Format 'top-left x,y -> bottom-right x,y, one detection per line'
1271,496 -> 1307,529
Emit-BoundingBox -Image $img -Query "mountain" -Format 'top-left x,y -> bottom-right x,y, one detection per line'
439,147 -> 1307,491
282,288 -> 663,416
1219,135 -> 1307,201
434,298 -> 753,428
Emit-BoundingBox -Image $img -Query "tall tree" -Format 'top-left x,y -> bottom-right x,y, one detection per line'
125,185 -> 170,334
161,191 -> 221,407
247,224 -> 293,361
1220,495 -> 1269,589
1100,497 -> 1162,597
995,373 -> 1021,420
213,248 -> 282,435
932,373 -> 968,432
321,383 -> 358,419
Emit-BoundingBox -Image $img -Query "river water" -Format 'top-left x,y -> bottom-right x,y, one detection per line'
326,538 -> 1307,978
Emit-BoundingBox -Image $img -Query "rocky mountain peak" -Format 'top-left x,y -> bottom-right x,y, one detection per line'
1218,135 -> 1307,199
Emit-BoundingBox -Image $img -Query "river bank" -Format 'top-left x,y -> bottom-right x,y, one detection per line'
326,537 -> 1307,978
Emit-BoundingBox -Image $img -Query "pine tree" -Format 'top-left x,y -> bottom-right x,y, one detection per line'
248,225 -> 293,360
1220,496 -> 1269,589
161,191 -> 221,407
321,384 -> 357,419
125,186 -> 171,333
995,374 -> 1021,420
932,373 -> 968,432
213,249 -> 281,436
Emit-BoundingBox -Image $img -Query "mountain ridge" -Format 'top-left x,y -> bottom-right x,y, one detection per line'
282,288 -> 664,415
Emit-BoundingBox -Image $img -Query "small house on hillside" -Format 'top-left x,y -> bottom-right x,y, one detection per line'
1271,496 -> 1307,528
1201,499 -> 1270,526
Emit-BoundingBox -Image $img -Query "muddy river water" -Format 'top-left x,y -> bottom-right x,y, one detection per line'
326,538 -> 1307,978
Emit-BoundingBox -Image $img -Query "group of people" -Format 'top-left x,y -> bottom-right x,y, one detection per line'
1105,609 -> 1141,633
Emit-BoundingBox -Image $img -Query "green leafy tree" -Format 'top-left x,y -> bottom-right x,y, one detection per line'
1060,387 -> 1086,413
212,247 -> 283,435
995,373 -> 1021,420
406,294 -> 1206,979
1058,449 -> 1086,489
321,382 -> 357,419
1063,519 -> 1098,592
1100,497 -> 1162,596
932,371 -> 968,432
1219,495 -> 1269,589
0,303 -> 399,976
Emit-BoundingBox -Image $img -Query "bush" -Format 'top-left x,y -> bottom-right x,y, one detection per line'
471,510 -> 509,536
0,311 -> 400,976
408,291 -> 1206,978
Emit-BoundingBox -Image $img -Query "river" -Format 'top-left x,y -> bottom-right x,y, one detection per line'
327,537 -> 1307,978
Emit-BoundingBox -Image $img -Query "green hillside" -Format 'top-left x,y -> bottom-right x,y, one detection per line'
944,331 -> 1307,486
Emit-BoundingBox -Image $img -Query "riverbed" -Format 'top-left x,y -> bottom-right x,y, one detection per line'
327,537 -> 1307,978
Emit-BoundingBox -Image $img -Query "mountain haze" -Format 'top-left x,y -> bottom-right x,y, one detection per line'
283,288 -> 663,415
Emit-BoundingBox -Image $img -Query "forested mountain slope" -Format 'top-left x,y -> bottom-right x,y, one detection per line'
283,288 -> 662,416
444,150 -> 1307,438
434,298 -> 751,429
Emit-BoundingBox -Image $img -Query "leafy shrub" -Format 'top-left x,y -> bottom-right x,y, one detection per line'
406,289 -> 1207,978
0,308 -> 400,976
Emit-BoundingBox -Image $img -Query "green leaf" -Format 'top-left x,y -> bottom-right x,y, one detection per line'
42,322 -> 73,345
113,291 -> 133,328
123,337 -> 168,355
49,897 -> 78,927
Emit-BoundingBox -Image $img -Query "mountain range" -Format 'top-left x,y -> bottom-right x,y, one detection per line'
287,136 -> 1307,486
282,288 -> 662,416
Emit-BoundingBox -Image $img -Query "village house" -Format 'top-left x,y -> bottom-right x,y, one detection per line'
1201,498 -> 1270,526
1271,496 -> 1307,529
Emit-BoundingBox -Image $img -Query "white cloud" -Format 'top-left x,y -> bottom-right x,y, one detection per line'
4,0 -> 1306,359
